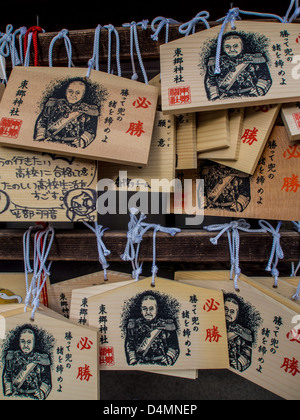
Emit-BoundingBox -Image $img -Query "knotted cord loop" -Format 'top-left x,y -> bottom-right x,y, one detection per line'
83,221 -> 110,280
0,24 -> 13,58
205,219 -> 266,290
122,21 -> 149,83
23,224 -> 54,320
179,11 -> 210,36
24,26 -> 45,67
103,24 -> 121,77
121,209 -> 180,285
121,208 -> 146,281
151,16 -> 180,43
258,220 -> 284,288
86,24 -> 101,78
11,26 -> 27,67
49,28 -> 73,67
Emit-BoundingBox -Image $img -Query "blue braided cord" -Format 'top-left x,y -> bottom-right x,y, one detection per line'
49,29 -> 72,67
24,32 -> 32,67
284,0 -> 300,22
18,27 -> 27,65
103,24 -> 121,77
86,24 -> 101,78
123,21 -> 149,83
11,26 -> 26,67
179,11 -> 210,36
0,24 -> 13,58
214,7 -> 285,74
151,16 -> 180,43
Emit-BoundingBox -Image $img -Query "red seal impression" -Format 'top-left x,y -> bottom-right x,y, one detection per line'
168,86 -> 191,106
0,117 -> 22,138
293,112 -> 300,130
100,346 -> 115,366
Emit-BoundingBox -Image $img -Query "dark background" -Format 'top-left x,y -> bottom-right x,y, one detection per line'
0,0 -> 295,402
0,1 -> 293,32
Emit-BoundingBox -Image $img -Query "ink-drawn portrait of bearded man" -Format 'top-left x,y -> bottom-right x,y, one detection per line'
224,293 -> 262,373
2,325 -> 54,400
121,291 -> 180,367
34,77 -> 106,149
203,31 -> 272,101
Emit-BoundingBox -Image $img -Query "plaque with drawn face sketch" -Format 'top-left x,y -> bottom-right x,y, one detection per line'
0,146 -> 97,222
160,21 -> 300,114
0,67 -> 158,166
176,270 -> 300,400
0,305 -> 99,400
87,277 -> 230,371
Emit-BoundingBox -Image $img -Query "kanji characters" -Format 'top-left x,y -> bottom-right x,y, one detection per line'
241,127 -> 258,145
281,174 -> 300,192
126,121 -> 145,137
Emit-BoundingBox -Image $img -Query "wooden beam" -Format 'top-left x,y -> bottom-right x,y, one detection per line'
21,20 -> 300,68
0,229 -> 298,262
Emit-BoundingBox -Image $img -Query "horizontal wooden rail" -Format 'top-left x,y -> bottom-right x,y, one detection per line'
15,19 -> 300,68
24,24 -> 207,67
0,229 -> 298,263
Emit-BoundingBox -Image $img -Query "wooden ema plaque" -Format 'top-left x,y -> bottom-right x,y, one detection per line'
176,113 -> 197,170
0,145 -> 97,222
69,278 -> 198,379
172,126 -> 300,221
0,304 -> 99,400
196,109 -> 230,152
70,279 -> 135,324
248,277 -> 300,313
198,108 -> 244,161
175,270 -> 300,400
0,273 -> 50,306
99,110 -> 176,192
213,104 -> 280,174
281,103 -> 300,141
160,21 -> 300,114
0,67 -> 158,166
283,276 -> 300,289
0,273 -> 30,305
48,270 -> 137,318
87,277 -> 229,371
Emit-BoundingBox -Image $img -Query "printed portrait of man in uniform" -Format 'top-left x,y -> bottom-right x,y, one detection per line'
1,324 -> 54,400
34,77 -> 107,149
199,161 -> 251,213
120,290 -> 180,367
202,31 -> 272,100
224,293 -> 262,372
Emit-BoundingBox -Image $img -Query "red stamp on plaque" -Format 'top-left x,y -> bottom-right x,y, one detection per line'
0,117 -> 22,138
168,86 -> 191,106
292,112 -> 300,130
100,346 -> 115,366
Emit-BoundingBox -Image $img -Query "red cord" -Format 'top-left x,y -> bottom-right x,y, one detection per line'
35,222 -> 49,307
24,26 -> 44,66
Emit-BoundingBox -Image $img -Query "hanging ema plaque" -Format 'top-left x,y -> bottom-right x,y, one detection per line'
0,67 -> 158,166
160,21 -> 300,114
175,270 -> 300,400
172,126 -> 300,221
0,304 -> 99,400
0,146 -> 97,222
87,277 -> 229,371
